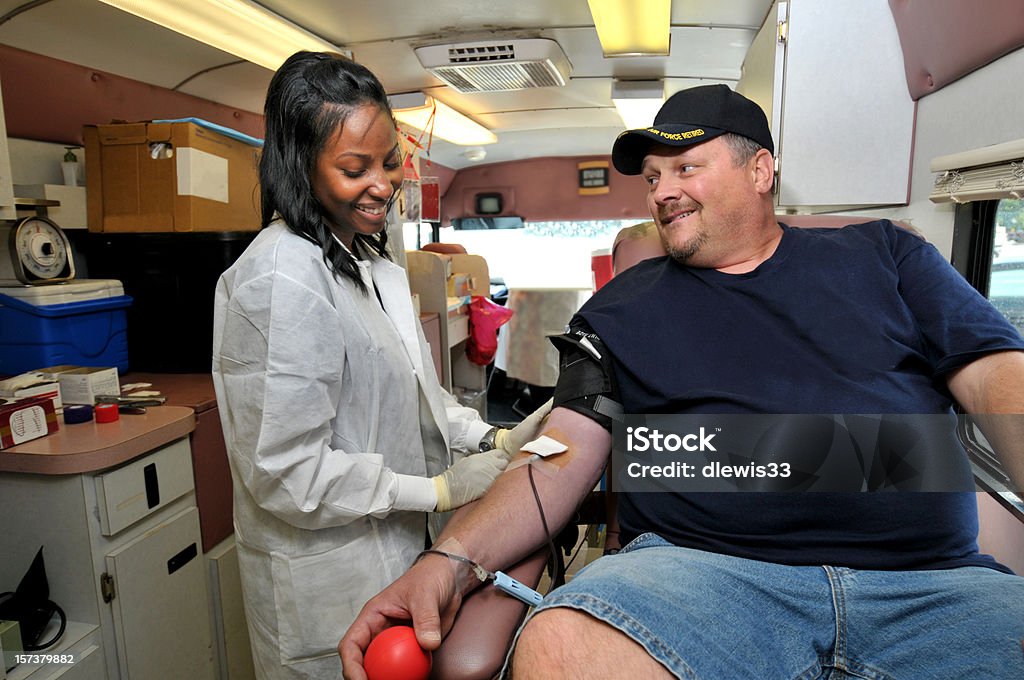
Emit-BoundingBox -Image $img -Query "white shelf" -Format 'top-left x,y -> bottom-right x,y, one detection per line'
406,250 -> 490,418
448,314 -> 469,347
7,620 -> 99,680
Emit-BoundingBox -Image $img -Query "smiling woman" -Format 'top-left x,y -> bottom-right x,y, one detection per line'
256,52 -> 397,292
311,105 -> 404,250
208,51 -> 538,680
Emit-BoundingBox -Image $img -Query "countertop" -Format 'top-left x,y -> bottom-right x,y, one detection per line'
122,372 -> 217,413
0,405 -> 195,475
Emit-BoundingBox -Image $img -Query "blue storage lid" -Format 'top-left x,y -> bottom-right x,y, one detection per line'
151,117 -> 264,147
0,292 -> 133,318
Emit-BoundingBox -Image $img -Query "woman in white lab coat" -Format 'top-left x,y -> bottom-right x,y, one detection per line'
212,52 -> 546,680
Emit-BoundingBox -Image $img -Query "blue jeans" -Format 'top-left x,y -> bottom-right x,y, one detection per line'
503,533 -> 1024,679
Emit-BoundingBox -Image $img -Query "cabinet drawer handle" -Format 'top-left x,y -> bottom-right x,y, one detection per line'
144,463 -> 160,508
167,543 -> 198,575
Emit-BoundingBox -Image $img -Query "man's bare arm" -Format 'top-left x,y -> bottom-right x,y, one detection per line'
339,407 -> 611,679
947,349 -> 1024,490
437,407 -> 612,575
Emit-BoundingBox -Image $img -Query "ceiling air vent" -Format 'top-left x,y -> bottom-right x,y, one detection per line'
414,38 -> 572,93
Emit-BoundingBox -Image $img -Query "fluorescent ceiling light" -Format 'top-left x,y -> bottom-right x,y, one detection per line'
96,0 -> 342,71
390,93 -> 497,146
587,0 -> 671,57
612,81 -> 664,129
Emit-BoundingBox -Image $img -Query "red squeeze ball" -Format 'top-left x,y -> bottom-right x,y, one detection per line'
364,626 -> 432,680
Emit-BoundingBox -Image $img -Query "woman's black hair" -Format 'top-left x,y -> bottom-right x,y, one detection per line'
260,51 -> 396,292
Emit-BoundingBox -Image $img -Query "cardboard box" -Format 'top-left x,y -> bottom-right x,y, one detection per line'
36,364 -> 78,378
84,121 -> 261,232
0,396 -> 59,449
38,365 -> 120,405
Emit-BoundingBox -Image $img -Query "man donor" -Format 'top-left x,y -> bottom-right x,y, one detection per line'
340,84 -> 1024,679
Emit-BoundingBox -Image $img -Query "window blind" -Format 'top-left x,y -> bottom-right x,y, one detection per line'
930,139 -> 1024,203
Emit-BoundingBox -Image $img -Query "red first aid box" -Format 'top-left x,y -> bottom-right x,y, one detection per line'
0,395 -> 59,449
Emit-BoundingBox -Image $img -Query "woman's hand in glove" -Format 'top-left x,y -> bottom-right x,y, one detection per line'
495,398 -> 554,456
433,449 -> 509,512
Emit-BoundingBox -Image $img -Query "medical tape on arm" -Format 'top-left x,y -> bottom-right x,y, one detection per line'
507,435 -> 564,477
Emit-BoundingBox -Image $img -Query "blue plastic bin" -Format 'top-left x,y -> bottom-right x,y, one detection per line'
0,292 -> 132,374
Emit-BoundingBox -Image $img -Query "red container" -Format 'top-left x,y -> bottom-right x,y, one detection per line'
591,248 -> 613,291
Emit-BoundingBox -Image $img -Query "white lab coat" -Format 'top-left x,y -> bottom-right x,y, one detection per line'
212,221 -> 491,679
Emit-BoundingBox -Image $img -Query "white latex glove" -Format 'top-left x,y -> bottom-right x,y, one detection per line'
495,398 -> 554,456
433,449 -> 509,512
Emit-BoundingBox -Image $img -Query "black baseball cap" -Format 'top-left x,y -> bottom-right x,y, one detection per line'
611,84 -> 774,175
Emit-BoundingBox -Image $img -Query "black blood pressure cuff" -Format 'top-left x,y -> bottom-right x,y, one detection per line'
548,319 -> 623,432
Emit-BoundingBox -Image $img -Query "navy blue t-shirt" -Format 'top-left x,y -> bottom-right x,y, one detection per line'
575,221 -> 1024,571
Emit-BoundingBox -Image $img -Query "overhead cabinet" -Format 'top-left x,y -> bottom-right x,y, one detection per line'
737,0 -> 915,211
0,76 -> 16,220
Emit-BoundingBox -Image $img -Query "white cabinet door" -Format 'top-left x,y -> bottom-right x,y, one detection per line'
0,75 -> 17,220
105,507 -> 215,680
207,539 -> 255,680
739,0 -> 915,211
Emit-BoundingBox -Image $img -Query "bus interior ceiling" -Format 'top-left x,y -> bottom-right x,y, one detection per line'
0,0 -> 1022,242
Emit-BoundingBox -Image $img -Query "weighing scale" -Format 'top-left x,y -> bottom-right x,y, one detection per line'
0,215 -> 75,285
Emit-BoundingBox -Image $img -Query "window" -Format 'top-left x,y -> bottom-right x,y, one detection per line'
952,198 -> 1024,518
988,199 -> 1024,335
439,219 -> 640,289
952,197 -> 1024,335
401,221 -> 434,251
451,216 -> 524,230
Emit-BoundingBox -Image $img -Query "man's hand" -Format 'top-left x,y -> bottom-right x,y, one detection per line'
339,553 -> 472,679
341,407 -> 613,678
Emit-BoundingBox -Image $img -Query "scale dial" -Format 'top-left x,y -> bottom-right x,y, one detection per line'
1,216 -> 76,284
